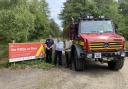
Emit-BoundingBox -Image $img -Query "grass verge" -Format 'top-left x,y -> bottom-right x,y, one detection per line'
0,45 -> 8,58
0,59 -> 55,70
0,60 -> 9,69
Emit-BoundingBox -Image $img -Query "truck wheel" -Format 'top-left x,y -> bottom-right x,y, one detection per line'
73,49 -> 85,71
108,58 -> 124,71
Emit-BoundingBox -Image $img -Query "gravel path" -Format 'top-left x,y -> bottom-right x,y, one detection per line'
0,59 -> 128,89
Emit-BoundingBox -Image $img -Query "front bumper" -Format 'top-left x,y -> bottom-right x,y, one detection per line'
80,51 -> 126,59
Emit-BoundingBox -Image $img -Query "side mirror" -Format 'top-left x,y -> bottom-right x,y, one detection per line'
77,34 -> 80,38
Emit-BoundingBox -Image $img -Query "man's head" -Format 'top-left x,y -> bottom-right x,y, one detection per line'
49,35 -> 52,39
57,37 -> 60,42
67,38 -> 70,41
12,40 -> 15,43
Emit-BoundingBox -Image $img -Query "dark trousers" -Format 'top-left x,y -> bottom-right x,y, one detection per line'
46,49 -> 52,63
54,50 -> 62,65
65,51 -> 71,67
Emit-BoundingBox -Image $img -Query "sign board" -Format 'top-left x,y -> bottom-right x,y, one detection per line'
9,43 -> 45,62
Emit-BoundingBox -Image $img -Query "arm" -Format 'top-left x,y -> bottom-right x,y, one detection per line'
45,39 -> 50,50
49,39 -> 54,49
49,45 -> 54,49
65,41 -> 72,50
65,47 -> 71,50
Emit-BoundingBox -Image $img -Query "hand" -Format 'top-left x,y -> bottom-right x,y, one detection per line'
46,47 -> 50,50
65,48 -> 68,51
50,45 -> 53,49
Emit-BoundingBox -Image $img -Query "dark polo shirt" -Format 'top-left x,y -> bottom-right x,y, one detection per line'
45,39 -> 54,50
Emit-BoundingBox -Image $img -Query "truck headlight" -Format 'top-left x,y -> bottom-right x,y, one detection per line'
115,52 -> 120,55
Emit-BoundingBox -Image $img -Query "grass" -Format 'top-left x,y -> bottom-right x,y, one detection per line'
125,41 -> 128,49
0,59 -> 55,70
0,40 -> 8,58
0,60 -> 9,68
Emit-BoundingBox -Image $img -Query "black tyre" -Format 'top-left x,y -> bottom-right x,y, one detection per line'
72,48 -> 85,71
108,58 -> 124,71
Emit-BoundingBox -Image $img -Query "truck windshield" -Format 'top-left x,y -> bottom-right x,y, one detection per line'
80,21 -> 114,34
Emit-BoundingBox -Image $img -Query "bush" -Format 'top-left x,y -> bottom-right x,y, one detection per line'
0,9 -> 35,42
126,41 -> 128,49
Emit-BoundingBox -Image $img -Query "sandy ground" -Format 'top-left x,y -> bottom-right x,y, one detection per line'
0,59 -> 128,89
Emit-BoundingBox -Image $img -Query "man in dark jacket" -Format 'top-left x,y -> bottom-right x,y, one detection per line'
45,35 -> 54,63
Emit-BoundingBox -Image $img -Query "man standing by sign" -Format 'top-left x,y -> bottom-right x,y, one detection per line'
45,35 -> 54,64
54,37 -> 64,66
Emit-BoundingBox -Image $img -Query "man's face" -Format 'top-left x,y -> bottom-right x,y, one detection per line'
57,38 -> 60,42
49,35 -> 52,39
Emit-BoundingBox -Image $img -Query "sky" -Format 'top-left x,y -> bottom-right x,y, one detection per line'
46,0 -> 66,30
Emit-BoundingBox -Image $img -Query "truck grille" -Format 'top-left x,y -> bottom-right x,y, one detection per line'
89,42 -> 123,51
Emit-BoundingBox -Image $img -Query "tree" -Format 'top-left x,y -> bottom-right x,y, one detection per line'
60,0 -> 126,38
0,0 -> 35,42
93,0 -> 126,38
0,0 -> 54,42
60,0 -> 97,27
28,0 -> 53,39
49,19 -> 61,37
60,0 -> 98,37
119,0 -> 128,39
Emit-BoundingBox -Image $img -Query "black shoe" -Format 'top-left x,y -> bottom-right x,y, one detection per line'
59,64 -> 62,66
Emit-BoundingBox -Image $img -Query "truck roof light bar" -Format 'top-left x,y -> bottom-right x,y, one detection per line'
79,16 -> 110,21
86,16 -> 94,19
99,16 -> 105,19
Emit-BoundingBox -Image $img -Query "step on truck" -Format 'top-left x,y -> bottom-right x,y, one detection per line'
68,16 -> 127,71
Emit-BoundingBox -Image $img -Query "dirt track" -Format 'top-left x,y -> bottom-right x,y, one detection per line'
0,59 -> 128,89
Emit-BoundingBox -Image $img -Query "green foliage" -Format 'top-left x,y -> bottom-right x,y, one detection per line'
60,0 -> 97,26
119,0 -> 128,39
0,0 -> 61,42
0,40 -> 8,58
0,60 -> 55,70
0,47 -> 7,58
28,0 -> 52,39
49,19 -> 61,37
126,41 -> 128,49
60,0 -> 127,39
0,60 -> 9,69
0,9 -> 35,42
9,60 -> 54,70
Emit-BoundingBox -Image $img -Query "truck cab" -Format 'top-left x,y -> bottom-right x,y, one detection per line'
70,16 -> 126,71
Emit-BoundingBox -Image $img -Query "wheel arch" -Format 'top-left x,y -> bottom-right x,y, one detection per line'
71,44 -> 84,60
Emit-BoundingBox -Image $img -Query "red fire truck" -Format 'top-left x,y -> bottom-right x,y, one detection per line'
68,16 -> 126,71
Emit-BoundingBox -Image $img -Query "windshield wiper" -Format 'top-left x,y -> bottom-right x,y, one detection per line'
89,31 -> 98,33
104,31 -> 113,33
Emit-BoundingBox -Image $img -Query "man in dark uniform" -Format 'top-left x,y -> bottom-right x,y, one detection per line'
45,35 -> 54,63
